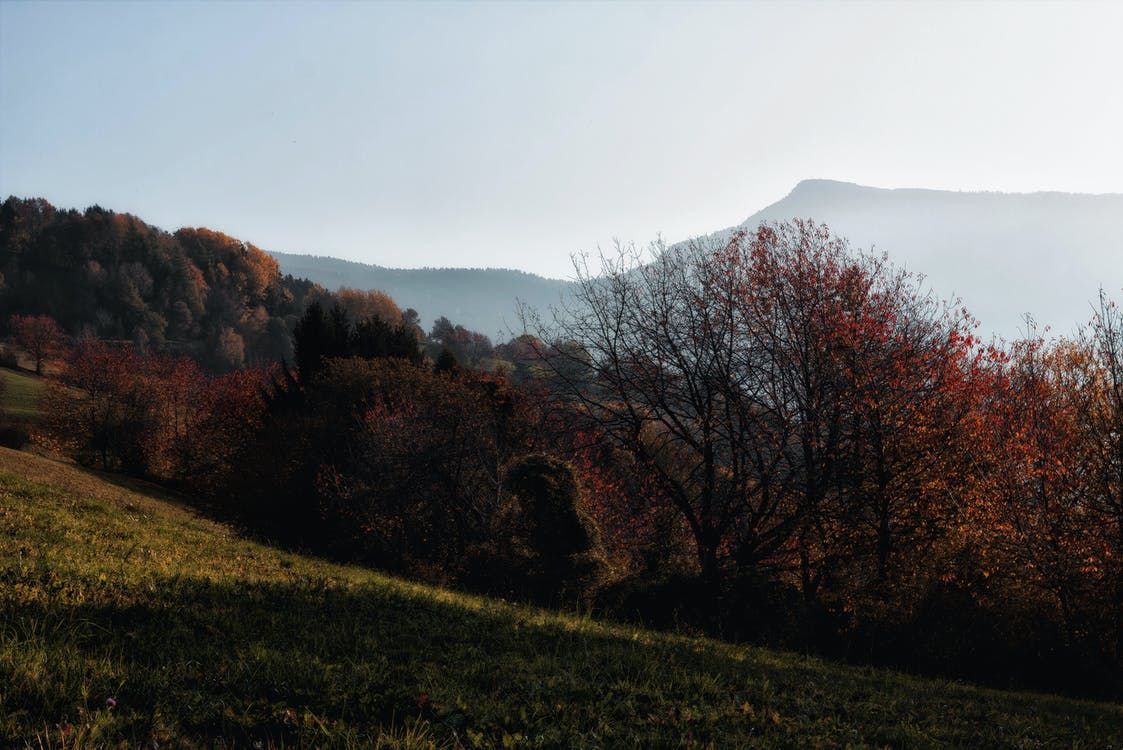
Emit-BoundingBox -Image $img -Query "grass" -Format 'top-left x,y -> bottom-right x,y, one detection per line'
0,367 -> 46,421
0,448 -> 1120,748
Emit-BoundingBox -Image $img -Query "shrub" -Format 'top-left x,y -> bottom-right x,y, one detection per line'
0,418 -> 30,449
0,344 -> 19,370
492,453 -> 600,603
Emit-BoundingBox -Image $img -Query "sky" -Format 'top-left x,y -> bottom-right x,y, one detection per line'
1,0 -> 1122,280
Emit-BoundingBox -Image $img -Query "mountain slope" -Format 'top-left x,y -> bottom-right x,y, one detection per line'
275,181 -> 1123,341
270,252 -> 573,339
728,180 -> 1123,339
1,447 -> 1120,748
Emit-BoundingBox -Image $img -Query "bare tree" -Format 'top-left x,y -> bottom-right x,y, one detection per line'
1074,290 -> 1123,662
526,229 -> 798,589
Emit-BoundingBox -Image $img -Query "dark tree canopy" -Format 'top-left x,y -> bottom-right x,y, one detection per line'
293,301 -> 422,380
0,197 -> 322,369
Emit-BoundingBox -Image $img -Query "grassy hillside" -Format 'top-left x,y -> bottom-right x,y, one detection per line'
0,367 -> 45,421
1,449 -> 1120,749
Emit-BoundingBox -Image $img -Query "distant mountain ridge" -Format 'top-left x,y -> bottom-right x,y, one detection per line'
270,251 -> 574,339
723,179 -> 1123,338
273,180 -> 1123,340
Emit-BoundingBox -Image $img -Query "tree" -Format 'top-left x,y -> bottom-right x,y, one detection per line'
428,316 -> 494,369
334,287 -> 401,327
43,340 -> 156,471
529,229 -> 796,590
529,221 -> 973,602
293,301 -> 420,381
401,308 -> 423,340
1071,291 -> 1123,663
171,364 -> 268,492
351,315 -> 423,363
292,301 -> 345,378
214,327 -> 245,370
832,258 -> 981,594
299,359 -> 539,571
9,314 -> 65,375
973,330 -> 1097,648
42,339 -> 268,483
434,347 -> 459,375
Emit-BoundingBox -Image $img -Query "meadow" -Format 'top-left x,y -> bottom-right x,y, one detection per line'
1,448 -> 1121,749
0,366 -> 45,421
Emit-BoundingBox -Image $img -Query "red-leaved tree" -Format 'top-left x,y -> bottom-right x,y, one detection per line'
9,314 -> 66,375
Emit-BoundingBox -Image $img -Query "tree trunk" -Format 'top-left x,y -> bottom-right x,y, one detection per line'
876,503 -> 891,583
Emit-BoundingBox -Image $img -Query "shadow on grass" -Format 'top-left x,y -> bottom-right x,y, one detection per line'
4,570 -> 1122,749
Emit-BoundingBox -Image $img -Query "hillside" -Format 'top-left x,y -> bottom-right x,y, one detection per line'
270,252 -> 574,339
1,449 -> 1120,748
727,180 -> 1123,339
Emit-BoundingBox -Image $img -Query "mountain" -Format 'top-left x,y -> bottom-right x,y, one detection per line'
269,252 -> 574,340
274,181 -> 1123,341
726,179 -> 1123,339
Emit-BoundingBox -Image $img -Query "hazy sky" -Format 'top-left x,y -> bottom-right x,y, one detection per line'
2,1 -> 1121,279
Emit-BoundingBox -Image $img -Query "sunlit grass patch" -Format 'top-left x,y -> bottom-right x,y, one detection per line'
0,366 -> 45,421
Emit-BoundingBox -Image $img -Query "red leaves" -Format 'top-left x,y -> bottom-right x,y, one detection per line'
9,313 -> 66,374
44,340 -> 268,486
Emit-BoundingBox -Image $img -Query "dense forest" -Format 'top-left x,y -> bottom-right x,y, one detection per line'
0,197 -> 410,370
5,197 -> 1123,701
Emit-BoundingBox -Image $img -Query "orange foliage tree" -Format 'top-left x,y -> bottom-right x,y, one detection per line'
334,287 -> 402,327
970,331 -> 1103,647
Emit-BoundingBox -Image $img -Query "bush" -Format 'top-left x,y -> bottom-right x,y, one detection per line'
0,418 -> 30,449
0,344 -> 19,370
491,454 -> 600,603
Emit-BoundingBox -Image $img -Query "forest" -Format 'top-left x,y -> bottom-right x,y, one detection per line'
4,197 -> 1123,700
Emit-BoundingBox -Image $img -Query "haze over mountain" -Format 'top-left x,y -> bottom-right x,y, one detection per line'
268,252 -> 573,339
729,180 -> 1123,340
272,181 -> 1122,341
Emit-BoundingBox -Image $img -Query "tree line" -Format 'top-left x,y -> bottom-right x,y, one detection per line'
8,202 -> 1123,698
532,223 -> 1123,694
0,197 -> 408,369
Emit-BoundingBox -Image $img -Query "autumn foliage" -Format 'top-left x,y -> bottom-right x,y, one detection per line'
0,198 -> 320,369
43,340 -> 267,488
29,218 -> 1123,697
9,314 -> 66,374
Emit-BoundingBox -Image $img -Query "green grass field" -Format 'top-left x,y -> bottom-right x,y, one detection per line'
0,367 -> 46,421
1,448 -> 1121,749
